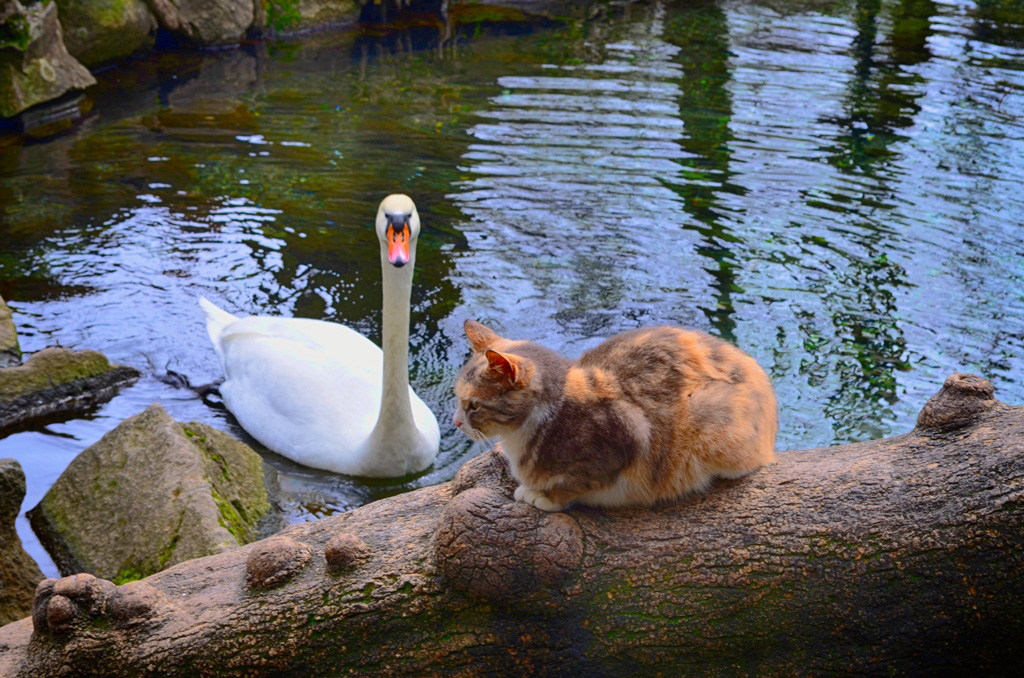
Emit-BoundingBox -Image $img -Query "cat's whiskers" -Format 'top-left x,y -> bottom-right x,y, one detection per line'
461,423 -> 491,444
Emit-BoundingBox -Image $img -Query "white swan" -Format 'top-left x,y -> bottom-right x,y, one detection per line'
199,194 -> 440,477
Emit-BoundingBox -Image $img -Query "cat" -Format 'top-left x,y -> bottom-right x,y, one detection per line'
452,319 -> 778,511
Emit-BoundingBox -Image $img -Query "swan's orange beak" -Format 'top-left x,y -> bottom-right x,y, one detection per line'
387,222 -> 411,268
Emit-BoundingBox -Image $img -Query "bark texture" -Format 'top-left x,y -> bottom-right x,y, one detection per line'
0,373 -> 1022,676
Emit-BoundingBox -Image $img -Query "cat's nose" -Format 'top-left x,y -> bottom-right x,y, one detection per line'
452,412 -> 463,428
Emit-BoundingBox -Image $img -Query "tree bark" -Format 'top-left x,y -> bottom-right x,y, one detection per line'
0,373 -> 1022,676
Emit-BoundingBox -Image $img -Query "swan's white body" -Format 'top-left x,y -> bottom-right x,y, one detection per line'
200,195 -> 440,477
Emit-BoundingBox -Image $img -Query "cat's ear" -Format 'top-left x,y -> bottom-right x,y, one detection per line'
484,349 -> 531,387
464,319 -> 501,353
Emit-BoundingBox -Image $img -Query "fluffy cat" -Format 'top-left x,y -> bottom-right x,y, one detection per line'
452,320 -> 778,511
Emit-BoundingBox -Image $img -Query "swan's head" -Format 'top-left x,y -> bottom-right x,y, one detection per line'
376,194 -> 420,269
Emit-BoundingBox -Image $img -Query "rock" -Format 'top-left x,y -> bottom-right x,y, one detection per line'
0,294 -> 19,368
267,0 -> 360,34
0,458 -> 44,625
0,0 -> 95,119
0,347 -> 141,432
145,0 -> 256,46
55,0 -> 158,68
26,403 -> 282,582
143,0 -> 362,45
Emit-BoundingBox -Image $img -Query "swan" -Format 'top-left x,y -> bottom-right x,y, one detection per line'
199,194 -> 440,477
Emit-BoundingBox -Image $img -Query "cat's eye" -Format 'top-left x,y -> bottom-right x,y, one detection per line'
466,399 -> 480,412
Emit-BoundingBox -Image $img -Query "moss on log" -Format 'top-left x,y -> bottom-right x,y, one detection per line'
0,373 -> 1021,675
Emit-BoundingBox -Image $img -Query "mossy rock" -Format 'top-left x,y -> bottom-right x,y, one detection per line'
27,403 -> 283,581
0,0 -> 95,118
0,458 -> 44,625
0,294 -> 19,368
54,0 -> 158,67
0,347 -> 140,431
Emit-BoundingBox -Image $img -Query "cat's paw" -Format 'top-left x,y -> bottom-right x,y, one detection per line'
514,485 -> 564,512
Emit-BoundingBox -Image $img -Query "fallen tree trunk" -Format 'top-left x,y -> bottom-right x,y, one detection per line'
0,373 -> 1021,676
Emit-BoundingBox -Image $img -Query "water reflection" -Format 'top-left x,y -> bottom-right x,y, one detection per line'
666,0 -> 744,343
806,0 -> 933,439
452,2 -> 710,353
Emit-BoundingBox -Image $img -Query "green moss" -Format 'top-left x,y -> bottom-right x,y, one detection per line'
183,421 -> 271,548
0,11 -> 31,52
112,565 -> 145,586
183,424 -> 230,481
267,0 -> 302,32
212,487 -> 246,544
0,348 -> 115,401
158,535 -> 178,568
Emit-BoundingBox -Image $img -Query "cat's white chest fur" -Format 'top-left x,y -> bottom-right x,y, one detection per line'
498,434 -> 527,480
497,402 -> 554,482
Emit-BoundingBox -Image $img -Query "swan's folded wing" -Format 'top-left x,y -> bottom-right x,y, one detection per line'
217,330 -> 384,465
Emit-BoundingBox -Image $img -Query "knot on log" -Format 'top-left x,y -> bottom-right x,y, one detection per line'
107,580 -> 168,627
450,445 -> 517,497
434,488 -> 583,602
916,373 -> 996,433
246,536 -> 312,589
32,574 -> 116,634
324,534 -> 369,572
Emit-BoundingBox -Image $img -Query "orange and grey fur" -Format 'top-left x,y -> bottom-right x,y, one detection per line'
452,320 -> 778,511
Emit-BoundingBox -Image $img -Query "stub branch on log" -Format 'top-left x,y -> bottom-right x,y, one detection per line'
0,373 -> 1021,675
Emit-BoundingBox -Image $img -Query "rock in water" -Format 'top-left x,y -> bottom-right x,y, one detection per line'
27,403 -> 282,583
55,0 -> 158,68
144,0 -> 255,46
0,458 -> 44,625
0,294 -> 19,368
0,347 -> 141,432
0,0 -> 95,118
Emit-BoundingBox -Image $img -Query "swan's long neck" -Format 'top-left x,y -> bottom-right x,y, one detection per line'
366,247 -> 425,470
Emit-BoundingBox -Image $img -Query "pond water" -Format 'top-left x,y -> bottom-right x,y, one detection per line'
1,0 -> 1022,577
